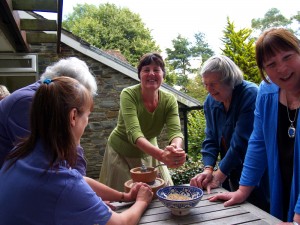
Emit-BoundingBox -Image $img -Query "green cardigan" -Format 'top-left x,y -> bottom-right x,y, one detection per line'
108,84 -> 184,158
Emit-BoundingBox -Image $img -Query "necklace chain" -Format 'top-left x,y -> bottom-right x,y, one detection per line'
286,94 -> 299,138
286,107 -> 298,123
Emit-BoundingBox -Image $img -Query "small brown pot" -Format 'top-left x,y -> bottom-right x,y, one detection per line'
130,166 -> 158,184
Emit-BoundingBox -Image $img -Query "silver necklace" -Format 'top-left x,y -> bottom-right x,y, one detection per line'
286,100 -> 298,138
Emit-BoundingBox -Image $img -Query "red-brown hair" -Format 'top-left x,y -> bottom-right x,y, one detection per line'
256,28 -> 300,82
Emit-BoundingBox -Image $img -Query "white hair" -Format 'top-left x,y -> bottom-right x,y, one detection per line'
201,55 -> 243,88
40,57 -> 97,96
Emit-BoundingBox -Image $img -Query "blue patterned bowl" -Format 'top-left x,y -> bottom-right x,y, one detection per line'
156,185 -> 203,216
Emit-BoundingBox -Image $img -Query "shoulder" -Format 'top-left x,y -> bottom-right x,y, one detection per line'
122,84 -> 140,94
120,84 -> 140,98
120,84 -> 141,105
0,82 -> 41,121
0,81 -> 40,106
159,88 -> 176,101
237,80 -> 258,94
258,80 -> 278,95
255,81 -> 279,108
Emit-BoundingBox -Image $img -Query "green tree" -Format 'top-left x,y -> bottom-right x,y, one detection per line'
292,11 -> 300,23
185,75 -> 207,104
165,33 -> 214,90
291,11 -> 300,37
165,35 -> 191,89
221,17 -> 261,84
251,8 -> 293,35
191,32 -> 214,63
63,3 -> 160,66
164,60 -> 177,86
166,35 -> 192,76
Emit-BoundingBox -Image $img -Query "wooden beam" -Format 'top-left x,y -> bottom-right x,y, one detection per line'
12,0 -> 57,13
56,0 -> 63,53
26,32 -> 57,43
0,0 -> 29,52
21,19 -> 57,31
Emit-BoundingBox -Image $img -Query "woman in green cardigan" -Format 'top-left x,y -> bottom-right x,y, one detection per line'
99,52 -> 186,191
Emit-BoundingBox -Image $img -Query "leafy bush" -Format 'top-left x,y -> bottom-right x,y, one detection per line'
171,109 -> 206,185
187,109 -> 206,161
170,159 -> 203,185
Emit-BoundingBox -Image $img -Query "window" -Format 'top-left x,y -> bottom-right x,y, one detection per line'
0,54 -> 38,91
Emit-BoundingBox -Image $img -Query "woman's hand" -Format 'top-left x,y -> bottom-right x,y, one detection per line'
136,184 -> 153,204
190,169 -> 227,193
190,170 -> 213,190
162,145 -> 186,168
208,186 -> 254,207
127,182 -> 146,201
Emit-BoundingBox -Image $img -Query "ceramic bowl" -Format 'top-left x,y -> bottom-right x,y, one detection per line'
130,166 -> 158,184
156,185 -> 203,216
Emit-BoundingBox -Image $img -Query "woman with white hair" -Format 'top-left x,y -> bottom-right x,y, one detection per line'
0,57 -> 97,172
190,55 -> 269,211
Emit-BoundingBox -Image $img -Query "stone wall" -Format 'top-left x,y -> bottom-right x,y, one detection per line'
32,43 -> 184,179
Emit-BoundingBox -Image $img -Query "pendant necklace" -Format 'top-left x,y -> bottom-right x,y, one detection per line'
286,96 -> 298,138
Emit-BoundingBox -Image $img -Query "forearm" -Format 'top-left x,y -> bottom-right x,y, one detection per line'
213,169 -> 227,185
201,140 -> 219,167
108,201 -> 148,225
120,201 -> 148,224
238,185 -> 255,199
84,177 -> 130,202
170,137 -> 183,149
135,137 -> 163,161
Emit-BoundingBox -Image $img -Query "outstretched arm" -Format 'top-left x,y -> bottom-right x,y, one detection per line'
84,176 -> 145,202
106,185 -> 153,225
208,185 -> 254,207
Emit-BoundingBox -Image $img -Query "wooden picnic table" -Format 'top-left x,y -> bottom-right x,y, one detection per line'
114,187 -> 281,225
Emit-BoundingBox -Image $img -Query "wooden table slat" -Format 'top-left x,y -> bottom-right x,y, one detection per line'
113,187 -> 281,225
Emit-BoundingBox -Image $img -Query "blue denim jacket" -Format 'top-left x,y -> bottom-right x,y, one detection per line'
201,80 -> 258,178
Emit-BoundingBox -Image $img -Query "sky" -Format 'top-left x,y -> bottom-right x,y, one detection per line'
51,0 -> 298,54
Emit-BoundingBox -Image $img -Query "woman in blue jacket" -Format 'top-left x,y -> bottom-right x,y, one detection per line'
190,55 -> 268,211
209,28 -> 300,224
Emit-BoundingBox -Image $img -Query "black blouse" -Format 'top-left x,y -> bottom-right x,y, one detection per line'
277,102 -> 297,221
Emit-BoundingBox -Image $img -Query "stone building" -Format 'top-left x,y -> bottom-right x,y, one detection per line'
0,0 -> 202,178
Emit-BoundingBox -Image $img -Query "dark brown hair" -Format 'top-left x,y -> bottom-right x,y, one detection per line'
256,28 -> 300,82
137,52 -> 166,79
5,76 -> 93,170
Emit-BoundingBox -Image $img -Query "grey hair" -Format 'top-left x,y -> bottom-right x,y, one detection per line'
40,57 -> 97,96
200,55 -> 243,88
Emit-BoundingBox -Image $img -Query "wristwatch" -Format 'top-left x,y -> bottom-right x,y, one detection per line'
293,221 -> 299,225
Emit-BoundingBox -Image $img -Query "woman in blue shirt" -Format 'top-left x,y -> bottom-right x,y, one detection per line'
209,28 -> 300,224
0,76 -> 153,225
190,55 -> 268,211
